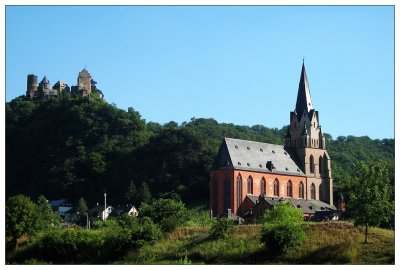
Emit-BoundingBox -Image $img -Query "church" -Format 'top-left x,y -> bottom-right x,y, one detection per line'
210,62 -> 335,219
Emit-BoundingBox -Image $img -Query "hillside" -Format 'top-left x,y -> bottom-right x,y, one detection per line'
119,222 -> 394,264
6,96 -> 394,207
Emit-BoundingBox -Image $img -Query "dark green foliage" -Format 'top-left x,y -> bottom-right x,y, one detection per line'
6,97 -> 150,204
261,203 -> 306,254
325,135 -> 394,190
138,181 -> 152,205
346,161 -> 394,243
6,195 -> 39,247
32,228 -> 105,263
262,223 -> 305,255
76,197 -> 88,214
36,195 -> 61,229
140,198 -> 188,232
209,218 -> 233,239
6,96 -> 394,209
130,217 -> 163,247
10,216 -> 162,264
125,180 -> 138,204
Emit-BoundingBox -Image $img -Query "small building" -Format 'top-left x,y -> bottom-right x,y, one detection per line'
49,199 -> 73,219
242,195 -> 336,223
110,204 -> 139,217
89,204 -> 113,221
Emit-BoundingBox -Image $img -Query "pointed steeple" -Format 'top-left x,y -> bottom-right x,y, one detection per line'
295,62 -> 314,117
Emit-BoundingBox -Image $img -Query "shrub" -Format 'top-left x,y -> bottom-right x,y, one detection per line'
209,218 -> 233,240
140,198 -> 188,232
261,203 -> 306,255
32,228 -> 105,263
131,217 -> 162,247
261,223 -> 305,254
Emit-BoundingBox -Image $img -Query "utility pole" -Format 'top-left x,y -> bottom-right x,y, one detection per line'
85,213 -> 89,229
104,193 -> 107,221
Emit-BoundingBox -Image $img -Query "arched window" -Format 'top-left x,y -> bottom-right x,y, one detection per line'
236,175 -> 242,208
273,179 -> 279,197
247,176 -> 253,194
223,175 -> 231,211
310,183 -> 316,200
310,155 -> 315,173
299,181 -> 304,199
287,180 -> 293,197
260,178 -> 266,196
319,156 -> 324,176
319,184 -> 323,201
212,176 -> 218,213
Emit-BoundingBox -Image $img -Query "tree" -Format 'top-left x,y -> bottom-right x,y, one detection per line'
138,181 -> 152,205
36,195 -> 61,229
6,195 -> 39,248
346,161 -> 394,243
125,180 -> 138,204
76,197 -> 88,214
261,203 -> 306,254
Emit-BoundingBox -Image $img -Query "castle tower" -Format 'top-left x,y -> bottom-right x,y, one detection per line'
39,76 -> 50,89
285,62 -> 333,205
77,68 -> 92,97
26,74 -> 38,98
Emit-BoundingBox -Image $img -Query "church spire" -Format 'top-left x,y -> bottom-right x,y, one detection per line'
295,62 -> 314,117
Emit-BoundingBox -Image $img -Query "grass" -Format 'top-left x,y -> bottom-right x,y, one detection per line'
118,222 -> 394,264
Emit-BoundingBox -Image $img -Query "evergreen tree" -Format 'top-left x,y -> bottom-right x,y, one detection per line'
139,182 -> 152,205
125,180 -> 138,204
77,197 -> 88,214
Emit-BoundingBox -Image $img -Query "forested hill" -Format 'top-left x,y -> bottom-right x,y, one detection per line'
6,95 -> 394,207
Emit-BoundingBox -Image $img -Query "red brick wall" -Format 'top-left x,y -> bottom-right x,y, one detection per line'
210,169 -> 307,216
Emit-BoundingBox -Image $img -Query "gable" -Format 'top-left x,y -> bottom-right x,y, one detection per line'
211,139 -> 233,169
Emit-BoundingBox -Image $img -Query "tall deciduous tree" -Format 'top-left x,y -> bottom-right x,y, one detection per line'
346,161 -> 394,243
6,195 -> 39,248
36,195 -> 61,228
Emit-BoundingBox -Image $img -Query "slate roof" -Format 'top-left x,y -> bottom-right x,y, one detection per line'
41,76 -> 50,84
295,63 -> 314,120
246,195 -> 336,215
212,137 -> 305,176
79,68 -> 91,78
90,205 -> 112,214
50,199 -> 68,208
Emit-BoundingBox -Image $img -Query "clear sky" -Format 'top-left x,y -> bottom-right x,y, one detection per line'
5,5 -> 394,139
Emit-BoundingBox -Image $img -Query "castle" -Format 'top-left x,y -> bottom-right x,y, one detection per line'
26,68 -> 104,100
210,62 -> 335,220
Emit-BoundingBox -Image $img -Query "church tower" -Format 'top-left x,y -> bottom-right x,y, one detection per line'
285,62 -> 333,205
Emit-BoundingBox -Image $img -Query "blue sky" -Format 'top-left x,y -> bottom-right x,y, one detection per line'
5,6 -> 394,139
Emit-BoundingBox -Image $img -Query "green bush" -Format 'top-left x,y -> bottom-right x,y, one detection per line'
140,198 -> 188,232
33,228 -> 105,263
131,217 -> 162,247
261,203 -> 306,255
261,223 -> 305,254
209,218 -> 233,240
